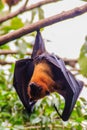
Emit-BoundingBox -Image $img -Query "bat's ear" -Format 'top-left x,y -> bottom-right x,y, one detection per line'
31,30 -> 46,59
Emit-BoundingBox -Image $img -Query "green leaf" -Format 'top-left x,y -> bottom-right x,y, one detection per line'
38,7 -> 44,20
0,0 -> 4,11
30,9 -> 37,23
0,44 -> 10,49
74,124 -> 83,130
11,17 -> 24,30
2,17 -> 24,34
80,97 -> 86,102
84,115 -> 87,119
76,107 -> 82,117
81,0 -> 87,1
78,36 -> 87,77
30,114 -> 41,124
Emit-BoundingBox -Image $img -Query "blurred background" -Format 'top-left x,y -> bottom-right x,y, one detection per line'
0,0 -> 87,129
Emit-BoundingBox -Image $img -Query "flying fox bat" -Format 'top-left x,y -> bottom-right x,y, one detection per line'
13,31 -> 83,121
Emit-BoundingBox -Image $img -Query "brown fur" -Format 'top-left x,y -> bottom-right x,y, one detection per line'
28,61 -> 56,101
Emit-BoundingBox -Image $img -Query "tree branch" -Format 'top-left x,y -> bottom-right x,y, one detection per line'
0,50 -> 31,55
84,84 -> 87,87
0,50 -> 77,67
0,58 -> 77,67
0,60 -> 13,65
63,58 -> 77,67
23,0 -> 29,8
0,0 -> 58,24
0,4 -> 87,46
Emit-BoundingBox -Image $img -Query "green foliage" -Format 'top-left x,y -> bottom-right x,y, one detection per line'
78,36 -> 87,77
30,9 -> 37,23
0,17 -> 24,34
38,7 -> 44,20
29,7 -> 44,23
81,0 -> 87,2
0,77 -> 87,129
0,61 -> 87,129
0,0 -> 4,11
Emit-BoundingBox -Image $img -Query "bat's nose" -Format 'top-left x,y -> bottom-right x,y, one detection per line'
29,82 -> 42,97
30,83 -> 37,91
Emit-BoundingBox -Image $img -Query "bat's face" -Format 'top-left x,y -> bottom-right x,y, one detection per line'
27,60 -> 56,101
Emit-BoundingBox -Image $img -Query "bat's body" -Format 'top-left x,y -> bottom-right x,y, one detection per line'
28,59 -> 66,101
28,60 -> 56,101
13,31 -> 83,121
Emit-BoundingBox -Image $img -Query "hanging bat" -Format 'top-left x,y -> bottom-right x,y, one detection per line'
13,31 -> 83,121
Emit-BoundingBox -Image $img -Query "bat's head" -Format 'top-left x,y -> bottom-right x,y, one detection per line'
27,60 -> 56,101
28,82 -> 50,101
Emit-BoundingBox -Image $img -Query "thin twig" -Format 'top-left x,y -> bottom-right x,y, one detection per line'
74,72 -> 80,76
64,58 -> 77,67
0,50 -> 78,67
24,124 -> 70,129
84,84 -> 87,87
0,50 -> 31,55
0,60 -> 13,65
0,0 -> 58,24
23,0 -> 29,8
0,4 -> 87,46
0,58 -> 77,66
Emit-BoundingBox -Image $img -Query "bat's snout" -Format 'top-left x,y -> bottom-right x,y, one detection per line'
28,82 -> 42,100
28,82 -> 50,101
30,82 -> 42,93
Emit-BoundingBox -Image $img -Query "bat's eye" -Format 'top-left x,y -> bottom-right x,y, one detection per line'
45,90 -> 50,95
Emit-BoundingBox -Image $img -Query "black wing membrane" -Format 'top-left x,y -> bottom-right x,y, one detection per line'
13,30 -> 46,112
13,31 -> 46,112
45,54 -> 83,121
13,58 -> 36,112
35,53 -> 83,121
